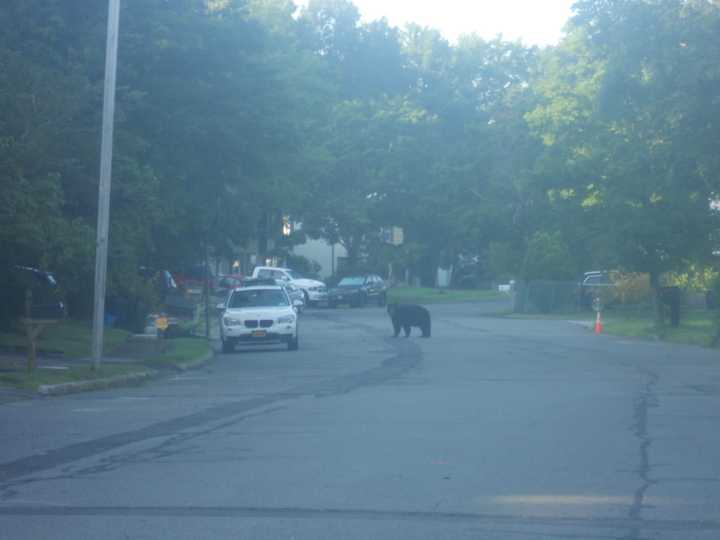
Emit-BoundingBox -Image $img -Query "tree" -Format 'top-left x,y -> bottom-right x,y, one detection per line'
528,0 -> 720,320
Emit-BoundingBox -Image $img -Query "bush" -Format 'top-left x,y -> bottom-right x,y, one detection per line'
613,272 -> 652,305
709,275 -> 720,345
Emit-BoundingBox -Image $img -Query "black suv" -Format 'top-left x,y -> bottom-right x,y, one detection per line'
0,266 -> 66,326
579,271 -> 614,309
328,274 -> 387,308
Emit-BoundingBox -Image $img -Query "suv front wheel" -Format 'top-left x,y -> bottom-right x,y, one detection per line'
287,331 -> 299,351
221,338 -> 236,354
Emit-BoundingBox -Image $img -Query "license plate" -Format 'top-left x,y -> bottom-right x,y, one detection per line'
251,330 -> 267,338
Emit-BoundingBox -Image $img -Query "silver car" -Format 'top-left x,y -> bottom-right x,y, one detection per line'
282,282 -> 306,313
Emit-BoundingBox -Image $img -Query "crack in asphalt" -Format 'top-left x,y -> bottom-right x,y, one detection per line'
623,368 -> 659,540
0,504 -> 717,532
0,337 -> 421,485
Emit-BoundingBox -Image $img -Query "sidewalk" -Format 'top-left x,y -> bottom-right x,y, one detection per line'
0,334 -> 213,402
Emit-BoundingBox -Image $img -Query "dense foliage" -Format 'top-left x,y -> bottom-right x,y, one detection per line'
2,0 -> 719,319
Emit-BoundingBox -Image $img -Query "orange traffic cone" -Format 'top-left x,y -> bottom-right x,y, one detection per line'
594,311 -> 603,334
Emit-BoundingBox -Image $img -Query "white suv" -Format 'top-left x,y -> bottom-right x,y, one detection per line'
218,286 -> 300,353
251,266 -> 327,305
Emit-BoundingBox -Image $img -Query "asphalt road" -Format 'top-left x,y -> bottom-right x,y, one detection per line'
2,301 -> 720,539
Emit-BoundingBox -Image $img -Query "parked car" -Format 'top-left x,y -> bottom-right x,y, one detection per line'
139,267 -> 178,303
251,266 -> 327,306
217,285 -> 301,353
328,274 -> 387,308
242,277 -> 305,312
174,264 -> 216,294
280,282 -> 306,312
579,271 -> 615,309
216,274 -> 245,296
0,266 -> 66,326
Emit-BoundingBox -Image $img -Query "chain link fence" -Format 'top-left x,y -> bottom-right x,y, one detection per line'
513,278 -> 714,315
512,280 -> 583,314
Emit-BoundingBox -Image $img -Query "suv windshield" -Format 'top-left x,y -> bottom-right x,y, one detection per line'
584,274 -> 611,285
338,277 -> 364,286
229,289 -> 288,308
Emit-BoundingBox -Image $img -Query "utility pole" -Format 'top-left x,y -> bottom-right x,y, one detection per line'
204,238 -> 210,340
91,0 -> 121,370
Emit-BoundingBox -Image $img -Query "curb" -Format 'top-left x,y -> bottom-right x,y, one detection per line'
568,320 -> 594,330
38,369 -> 159,397
567,320 -> 667,342
31,345 -> 214,398
175,350 -> 214,371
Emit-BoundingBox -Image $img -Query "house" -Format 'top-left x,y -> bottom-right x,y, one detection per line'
292,236 -> 347,279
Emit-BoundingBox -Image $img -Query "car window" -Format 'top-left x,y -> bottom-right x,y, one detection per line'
286,270 -> 304,280
585,275 -> 611,285
338,277 -> 364,286
229,289 -> 289,308
257,269 -> 272,279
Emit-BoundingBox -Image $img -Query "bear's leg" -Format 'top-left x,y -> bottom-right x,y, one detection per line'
422,318 -> 431,338
420,313 -> 430,337
403,325 -> 411,337
392,319 -> 400,337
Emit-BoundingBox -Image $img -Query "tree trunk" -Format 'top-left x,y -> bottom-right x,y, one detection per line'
343,235 -> 360,272
650,271 -> 665,327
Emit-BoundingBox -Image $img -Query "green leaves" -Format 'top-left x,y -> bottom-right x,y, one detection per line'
3,0 -> 719,303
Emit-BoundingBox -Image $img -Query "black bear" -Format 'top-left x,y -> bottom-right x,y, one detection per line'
387,303 -> 431,338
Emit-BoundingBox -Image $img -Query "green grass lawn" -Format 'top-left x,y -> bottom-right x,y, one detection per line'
387,287 -> 507,304
0,321 -> 210,392
144,338 -> 212,369
603,309 -> 716,347
497,307 -> 718,348
0,319 -> 130,359
0,363 -> 150,391
498,311 -> 594,320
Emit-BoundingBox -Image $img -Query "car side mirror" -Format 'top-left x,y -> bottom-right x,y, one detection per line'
293,299 -> 303,308
216,303 -> 226,312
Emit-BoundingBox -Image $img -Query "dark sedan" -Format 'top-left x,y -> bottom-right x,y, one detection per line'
328,275 -> 387,308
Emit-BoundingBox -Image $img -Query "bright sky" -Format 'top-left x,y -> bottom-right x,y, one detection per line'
300,0 -> 576,46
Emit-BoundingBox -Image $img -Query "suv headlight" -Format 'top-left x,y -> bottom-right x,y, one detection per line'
277,314 -> 296,324
223,317 -> 242,326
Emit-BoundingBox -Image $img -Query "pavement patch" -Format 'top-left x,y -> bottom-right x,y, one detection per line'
0,338 -> 421,484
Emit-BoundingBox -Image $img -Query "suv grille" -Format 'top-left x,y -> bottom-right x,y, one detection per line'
244,320 -> 274,329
